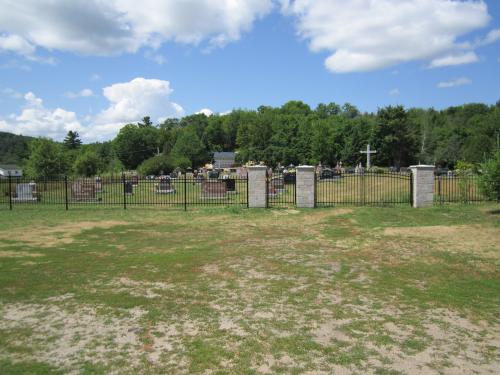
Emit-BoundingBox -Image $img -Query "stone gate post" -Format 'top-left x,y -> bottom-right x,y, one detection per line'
296,165 -> 315,208
248,166 -> 267,208
409,165 -> 435,208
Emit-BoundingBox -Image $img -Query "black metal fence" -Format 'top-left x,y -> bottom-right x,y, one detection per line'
434,174 -> 488,204
315,171 -> 412,206
0,174 -> 248,210
266,170 -> 296,208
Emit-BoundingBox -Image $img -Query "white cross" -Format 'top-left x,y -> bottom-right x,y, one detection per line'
360,144 -> 377,169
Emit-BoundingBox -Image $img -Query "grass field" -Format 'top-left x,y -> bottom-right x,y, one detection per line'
0,204 -> 499,374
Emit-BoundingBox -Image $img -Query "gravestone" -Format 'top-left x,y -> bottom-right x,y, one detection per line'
320,168 -> 341,180
13,182 -> 38,201
156,177 -> 175,194
208,170 -> 219,179
72,180 -> 97,201
124,181 -> 134,195
225,178 -> 237,194
271,176 -> 285,192
201,180 -> 227,199
283,172 -> 296,184
95,177 -> 103,193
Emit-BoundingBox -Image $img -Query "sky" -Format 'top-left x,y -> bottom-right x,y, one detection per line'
0,0 -> 499,142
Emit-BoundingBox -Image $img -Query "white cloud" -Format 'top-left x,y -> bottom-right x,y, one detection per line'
281,0 -> 494,73
0,0 -> 273,58
437,77 -> 472,89
90,77 -> 185,141
65,89 -> 94,99
90,74 -> 101,81
0,34 -> 35,55
0,92 -> 82,139
196,108 -> 214,117
0,78 -> 185,142
389,88 -> 400,96
429,52 -> 479,68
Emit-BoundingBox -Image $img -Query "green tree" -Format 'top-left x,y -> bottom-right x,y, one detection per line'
25,138 -> 69,178
478,150 -> 500,201
73,150 -> 100,177
171,128 -> 208,168
374,106 -> 417,168
63,130 -> 82,150
114,124 -> 159,169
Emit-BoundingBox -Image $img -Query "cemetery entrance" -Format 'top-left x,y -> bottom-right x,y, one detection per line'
266,169 -> 296,208
315,171 -> 412,206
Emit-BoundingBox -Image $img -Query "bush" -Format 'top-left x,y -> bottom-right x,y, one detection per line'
478,150 -> 500,201
73,151 -> 100,177
138,155 -> 174,176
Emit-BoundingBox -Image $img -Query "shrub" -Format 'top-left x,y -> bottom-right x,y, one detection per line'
478,150 -> 500,201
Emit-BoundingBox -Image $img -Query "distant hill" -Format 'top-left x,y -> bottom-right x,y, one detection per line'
0,131 -> 33,165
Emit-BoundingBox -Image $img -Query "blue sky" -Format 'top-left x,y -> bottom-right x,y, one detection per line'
0,0 -> 499,142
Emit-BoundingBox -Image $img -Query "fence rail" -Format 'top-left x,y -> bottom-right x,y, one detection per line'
266,171 -> 296,208
315,171 -> 412,207
0,175 -> 248,210
434,174 -> 488,204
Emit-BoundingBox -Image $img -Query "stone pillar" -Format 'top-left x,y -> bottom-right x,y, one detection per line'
409,165 -> 435,208
248,166 -> 267,208
296,165 -> 315,208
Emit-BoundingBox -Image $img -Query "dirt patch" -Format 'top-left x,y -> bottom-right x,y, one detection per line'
0,302 -> 147,371
0,251 -> 44,258
383,225 -> 500,257
0,221 -> 130,248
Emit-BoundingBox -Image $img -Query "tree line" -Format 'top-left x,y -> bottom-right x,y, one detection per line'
2,101 -> 499,178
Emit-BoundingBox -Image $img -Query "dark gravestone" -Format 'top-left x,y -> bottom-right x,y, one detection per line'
72,180 -> 97,201
283,172 -> 296,184
271,176 -> 285,192
156,177 -> 175,194
208,170 -> 219,179
124,181 -> 134,195
201,180 -> 227,199
320,168 -> 341,180
225,178 -> 236,194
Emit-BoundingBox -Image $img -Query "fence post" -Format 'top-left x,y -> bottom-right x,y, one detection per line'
8,173 -> 12,211
409,165 -> 435,208
64,175 -> 68,210
248,166 -> 267,208
184,173 -> 187,211
296,166 -> 315,208
122,171 -> 127,210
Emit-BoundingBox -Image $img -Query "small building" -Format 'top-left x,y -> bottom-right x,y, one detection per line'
0,165 -> 23,178
213,152 -> 236,169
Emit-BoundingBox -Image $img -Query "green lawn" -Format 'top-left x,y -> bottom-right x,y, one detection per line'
0,205 -> 499,374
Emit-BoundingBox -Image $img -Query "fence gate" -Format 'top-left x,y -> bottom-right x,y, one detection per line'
315,171 -> 412,207
266,169 -> 296,208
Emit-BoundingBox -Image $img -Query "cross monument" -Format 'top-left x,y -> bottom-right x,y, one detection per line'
360,144 -> 377,169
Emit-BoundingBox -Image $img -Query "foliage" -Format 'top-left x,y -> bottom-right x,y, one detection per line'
73,150 -> 100,177
171,127 -> 208,168
0,131 -> 32,165
137,154 -> 174,176
63,131 -> 82,150
2,101 -> 499,174
113,124 -> 159,169
25,138 -> 69,178
478,150 -> 500,201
